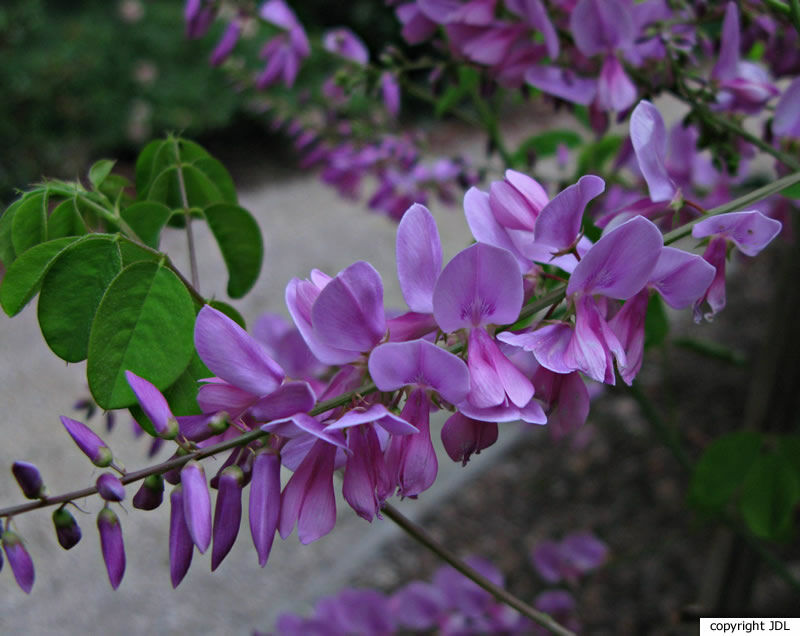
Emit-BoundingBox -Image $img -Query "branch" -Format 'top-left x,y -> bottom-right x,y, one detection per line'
172,138 -> 200,290
381,503 -> 576,636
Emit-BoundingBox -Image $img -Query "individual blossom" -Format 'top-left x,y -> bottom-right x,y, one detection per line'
531,530 -> 609,584
211,466 -> 245,571
52,507 -> 82,550
60,416 -> 113,467
12,461 -> 46,499
125,370 -> 179,439
773,77 -> 800,138
209,16 -> 242,66
256,0 -> 310,89
96,473 -> 126,502
132,474 -> 165,511
184,0 -> 215,39
97,507 -> 125,590
323,28 -> 369,65
249,450 -> 281,567
169,485 -> 194,588
181,461 -> 212,553
2,529 -> 34,593
440,411 -> 498,466
380,71 -> 401,118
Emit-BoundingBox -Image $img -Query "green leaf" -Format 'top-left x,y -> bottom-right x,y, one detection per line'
88,159 -> 116,190
48,200 -> 88,240
0,237 -> 79,316
203,203 -> 263,298
87,261 -> 195,409
117,238 -> 161,267
98,174 -> 133,208
576,135 -> 623,176
644,294 -> 669,348
0,198 -> 23,266
38,236 -> 122,362
135,139 -> 168,197
147,164 -> 225,210
193,157 -> 237,204
120,201 -> 172,248
777,434 -> 800,479
11,191 -> 47,255
209,300 -> 246,329
435,85 -> 464,118
689,431 -> 762,512
780,182 -> 800,199
513,129 -> 582,166
740,453 -> 800,539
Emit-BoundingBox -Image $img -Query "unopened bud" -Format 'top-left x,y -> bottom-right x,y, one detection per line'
2,530 -> 34,593
60,416 -> 113,467
181,461 -> 211,553
96,473 -> 125,502
12,461 -> 46,499
132,474 -> 164,510
211,466 -> 244,571
97,507 -> 125,590
52,507 -> 82,550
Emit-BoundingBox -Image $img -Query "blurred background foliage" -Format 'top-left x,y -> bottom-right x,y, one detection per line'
0,0 -> 404,203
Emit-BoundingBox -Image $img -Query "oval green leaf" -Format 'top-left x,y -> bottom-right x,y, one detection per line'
48,199 -> 88,240
11,191 -> 47,255
0,237 -> 80,316
88,262 -> 195,409
203,203 -> 263,298
740,453 -> 800,539
0,198 -> 23,266
89,159 -> 117,190
38,236 -> 123,362
120,201 -> 172,248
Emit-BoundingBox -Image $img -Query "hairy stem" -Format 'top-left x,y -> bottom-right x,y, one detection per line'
381,503 -> 576,636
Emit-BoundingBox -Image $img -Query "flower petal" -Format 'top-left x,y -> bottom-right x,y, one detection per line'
692,210 -> 782,257
534,175 -> 605,251
396,204 -> 443,313
630,100 -> 677,203
648,246 -> 715,309
250,451 -> 281,567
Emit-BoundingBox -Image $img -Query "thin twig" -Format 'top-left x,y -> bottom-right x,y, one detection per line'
381,503 -> 576,636
172,138 -> 200,290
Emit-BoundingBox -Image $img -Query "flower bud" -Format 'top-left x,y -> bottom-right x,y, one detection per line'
132,474 -> 164,510
163,447 -> 191,485
12,461 -> 46,499
2,530 -> 34,593
211,466 -> 244,571
60,416 -> 113,467
181,461 -> 211,553
96,473 -> 126,502
52,507 -> 82,550
169,485 -> 193,588
249,451 -> 280,567
97,507 -> 125,590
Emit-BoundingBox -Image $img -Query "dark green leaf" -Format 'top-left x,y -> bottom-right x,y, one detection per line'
209,300 -> 247,329
11,191 -> 47,255
147,164 -> 224,210
740,453 -> 800,539
88,261 -> 195,409
38,236 -> 122,362
120,201 -> 172,248
777,434 -> 800,479
673,337 -> 747,365
135,139 -> 167,197
644,294 -> 669,348
0,237 -> 79,316
435,85 -> 464,118
0,198 -> 23,266
203,203 -> 263,298
689,431 -> 762,512
98,174 -> 133,207
576,135 -> 623,176
48,200 -> 88,240
117,238 -> 161,267
193,157 -> 237,204
780,182 -> 800,199
88,159 -> 116,190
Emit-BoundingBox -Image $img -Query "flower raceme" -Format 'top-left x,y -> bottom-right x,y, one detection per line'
18,132 -> 780,593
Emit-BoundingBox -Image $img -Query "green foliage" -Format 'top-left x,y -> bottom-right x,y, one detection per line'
0,136 -> 263,417
739,453 -> 800,540
512,130 -> 583,168
575,135 -> 623,177
0,0 -> 243,201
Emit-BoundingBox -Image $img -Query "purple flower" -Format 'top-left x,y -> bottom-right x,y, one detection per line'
209,18 -> 241,66
314,588 -> 395,634
692,210 -> 782,257
250,451 -> 281,567
341,424 -> 390,522
125,371 -> 179,439
169,485 -> 194,587
441,412 -> 498,465
256,0 -> 310,89
52,507 -> 82,550
323,28 -> 369,65
211,466 -> 244,571
2,530 -> 34,593
774,78 -> 800,138
384,389 -> 438,498
97,507 -> 125,590
630,100 -> 679,203
389,581 -> 446,630
525,66 -> 598,105
396,203 -> 442,314
60,416 -> 113,467
132,474 -> 164,511
380,72 -> 401,117
12,461 -> 46,499
531,530 -> 609,584
279,439 -> 338,544
96,473 -> 126,502
181,461 -> 212,553
531,367 -> 590,440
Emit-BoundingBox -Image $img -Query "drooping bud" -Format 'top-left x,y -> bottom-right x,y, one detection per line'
441,413 -> 498,466
169,485 -> 194,588
2,530 -> 34,593
181,461 -> 211,553
249,451 -> 281,567
96,473 -> 126,502
12,461 -> 46,499
163,447 -> 191,485
97,507 -> 125,590
211,466 -> 244,571
60,416 -> 113,467
125,371 -> 179,439
132,474 -> 164,510
52,507 -> 82,550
